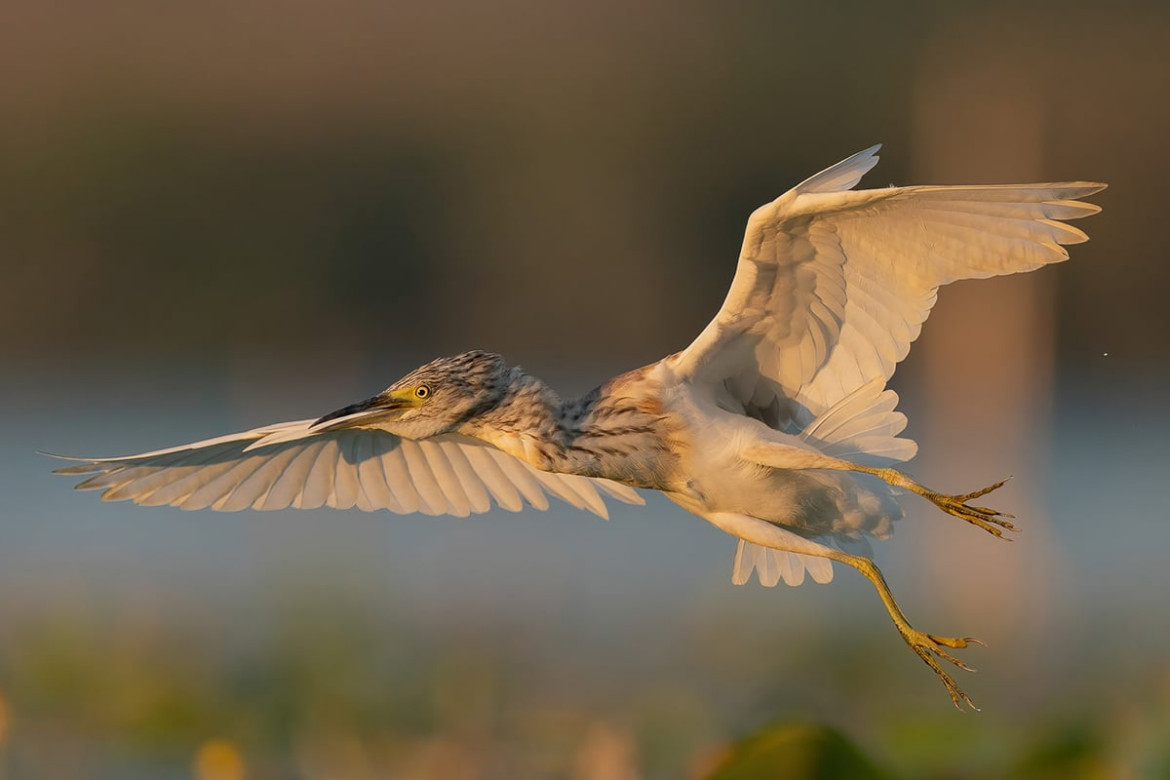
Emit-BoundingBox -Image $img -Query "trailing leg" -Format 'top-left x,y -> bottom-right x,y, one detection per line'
705,512 -> 981,710
862,469 -> 1017,538
823,547 -> 982,710
740,441 -> 1017,539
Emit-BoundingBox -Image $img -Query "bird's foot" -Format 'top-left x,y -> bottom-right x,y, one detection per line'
901,628 -> 982,711
926,478 -> 1017,538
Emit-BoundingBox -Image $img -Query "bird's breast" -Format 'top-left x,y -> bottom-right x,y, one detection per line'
555,377 -> 686,491
560,415 -> 682,490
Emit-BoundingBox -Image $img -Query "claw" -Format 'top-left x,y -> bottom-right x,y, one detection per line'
904,629 -> 983,710
833,544 -> 986,710
928,633 -> 974,649
926,478 -> 1018,539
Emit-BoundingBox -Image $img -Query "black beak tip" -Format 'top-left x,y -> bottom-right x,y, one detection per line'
312,397 -> 384,428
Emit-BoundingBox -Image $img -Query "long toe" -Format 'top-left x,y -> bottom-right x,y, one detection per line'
932,479 -> 1018,538
910,644 -> 978,710
904,629 -> 981,710
955,503 -> 1017,535
954,477 -> 1011,502
928,633 -> 982,650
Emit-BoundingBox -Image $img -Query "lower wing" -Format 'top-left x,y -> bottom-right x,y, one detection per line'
50,419 -> 643,519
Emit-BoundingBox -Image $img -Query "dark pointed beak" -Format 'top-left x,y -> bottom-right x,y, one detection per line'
311,393 -> 409,430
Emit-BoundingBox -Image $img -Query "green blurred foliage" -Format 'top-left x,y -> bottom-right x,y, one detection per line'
707,722 -> 892,780
0,598 -> 1167,778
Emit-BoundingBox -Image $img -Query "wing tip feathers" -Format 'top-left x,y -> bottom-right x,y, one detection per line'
794,143 -> 884,195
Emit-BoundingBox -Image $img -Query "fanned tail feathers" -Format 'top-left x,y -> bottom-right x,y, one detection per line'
733,539 -> 834,587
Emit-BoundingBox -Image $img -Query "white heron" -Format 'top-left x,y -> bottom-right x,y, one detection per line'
52,145 -> 1105,707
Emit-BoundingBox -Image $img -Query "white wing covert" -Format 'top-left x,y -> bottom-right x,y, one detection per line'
672,144 -> 1106,423
673,146 -> 1104,590
52,419 -> 644,519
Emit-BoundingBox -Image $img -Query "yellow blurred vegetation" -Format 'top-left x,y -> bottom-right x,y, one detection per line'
194,738 -> 246,780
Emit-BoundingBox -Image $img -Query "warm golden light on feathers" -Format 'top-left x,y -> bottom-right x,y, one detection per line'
51,146 -> 1105,708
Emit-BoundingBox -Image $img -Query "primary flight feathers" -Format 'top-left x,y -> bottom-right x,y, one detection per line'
52,421 -> 644,518
672,144 -> 1104,418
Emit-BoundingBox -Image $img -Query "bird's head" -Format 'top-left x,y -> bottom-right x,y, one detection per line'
313,350 -> 510,439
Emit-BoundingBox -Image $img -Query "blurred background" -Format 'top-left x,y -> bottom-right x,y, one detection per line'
2,1 -> 1169,777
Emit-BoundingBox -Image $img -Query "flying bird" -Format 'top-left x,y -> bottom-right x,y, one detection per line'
52,146 -> 1105,708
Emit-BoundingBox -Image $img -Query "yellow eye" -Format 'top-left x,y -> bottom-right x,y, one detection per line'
414,385 -> 431,399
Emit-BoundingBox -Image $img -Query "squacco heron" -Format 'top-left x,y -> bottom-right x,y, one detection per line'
52,146 -> 1105,708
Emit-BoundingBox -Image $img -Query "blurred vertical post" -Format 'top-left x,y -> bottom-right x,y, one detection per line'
0,690 -> 8,780
907,18 -> 1067,695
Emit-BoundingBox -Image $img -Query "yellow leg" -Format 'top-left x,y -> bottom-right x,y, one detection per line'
862,468 -> 1018,538
825,548 -> 982,710
739,440 -> 1017,538
706,512 -> 982,709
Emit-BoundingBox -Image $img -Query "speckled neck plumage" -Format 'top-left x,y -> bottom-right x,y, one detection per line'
459,365 -> 679,490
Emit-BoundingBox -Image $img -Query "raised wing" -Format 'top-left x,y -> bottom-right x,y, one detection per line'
671,145 -> 1105,422
51,419 -> 644,518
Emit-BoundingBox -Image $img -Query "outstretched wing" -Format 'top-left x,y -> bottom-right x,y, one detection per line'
51,419 -> 644,518
670,145 -> 1105,422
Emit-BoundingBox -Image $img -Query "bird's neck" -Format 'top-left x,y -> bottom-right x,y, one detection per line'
458,367 -> 675,490
457,371 -> 569,471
